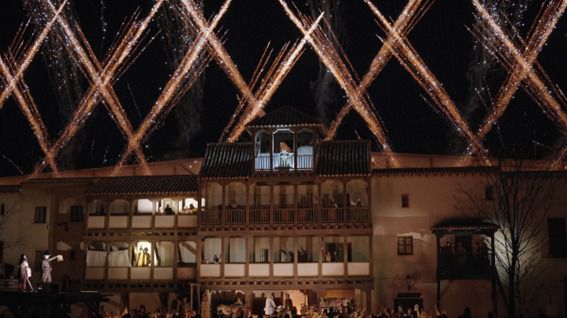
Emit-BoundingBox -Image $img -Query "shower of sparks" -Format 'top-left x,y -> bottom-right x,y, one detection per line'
364,0 -> 491,165
277,0 -> 398,167
468,0 -> 567,169
326,0 -> 433,140
0,55 -> 59,174
0,0 -> 68,110
32,0 -> 166,175
223,13 -> 324,142
112,0 -> 231,174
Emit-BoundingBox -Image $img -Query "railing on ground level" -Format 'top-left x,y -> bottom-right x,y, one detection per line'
200,207 -> 369,226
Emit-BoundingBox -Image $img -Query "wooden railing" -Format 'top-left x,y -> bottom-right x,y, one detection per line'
200,206 -> 369,226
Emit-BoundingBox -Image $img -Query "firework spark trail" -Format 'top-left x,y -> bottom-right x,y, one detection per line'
33,0 -> 165,175
179,0 -> 267,135
364,0 -> 491,165
219,44 -> 275,141
0,55 -> 59,173
225,13 -> 324,142
112,0 -> 232,174
325,0 -> 432,140
0,0 -> 68,110
469,0 -> 567,160
277,0 -> 398,166
473,0 -> 566,138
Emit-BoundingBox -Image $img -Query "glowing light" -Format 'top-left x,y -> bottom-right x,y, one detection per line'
113,0 -> 231,174
364,0 -> 491,166
326,0 -> 433,140
277,0 -> 398,166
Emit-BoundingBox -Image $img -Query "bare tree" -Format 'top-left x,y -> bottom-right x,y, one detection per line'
456,162 -> 557,317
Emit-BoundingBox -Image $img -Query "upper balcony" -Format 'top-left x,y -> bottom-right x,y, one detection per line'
85,175 -> 200,231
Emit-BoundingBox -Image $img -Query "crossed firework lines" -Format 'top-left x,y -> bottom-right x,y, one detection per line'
0,0 -> 565,176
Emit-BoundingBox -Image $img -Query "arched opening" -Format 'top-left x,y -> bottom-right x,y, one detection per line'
273,129 -> 294,170
255,130 -> 271,170
297,129 -> 314,169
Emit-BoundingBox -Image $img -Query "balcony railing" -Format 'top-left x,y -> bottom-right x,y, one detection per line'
201,206 -> 369,226
254,154 -> 313,172
198,262 -> 370,278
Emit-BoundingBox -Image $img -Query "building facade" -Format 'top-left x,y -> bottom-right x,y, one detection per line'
0,107 -> 566,317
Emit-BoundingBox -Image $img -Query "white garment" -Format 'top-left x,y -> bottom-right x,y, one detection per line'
264,297 -> 276,316
107,249 -> 131,267
86,250 -> 107,267
41,259 -> 52,283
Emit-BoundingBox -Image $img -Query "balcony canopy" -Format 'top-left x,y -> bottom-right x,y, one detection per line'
432,218 -> 498,235
247,105 -> 322,131
86,175 -> 198,198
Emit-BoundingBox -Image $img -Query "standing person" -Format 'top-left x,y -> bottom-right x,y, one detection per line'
41,253 -> 59,288
264,295 -> 276,317
18,254 -> 33,292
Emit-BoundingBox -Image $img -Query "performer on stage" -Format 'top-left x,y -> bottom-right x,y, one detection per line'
18,254 -> 33,292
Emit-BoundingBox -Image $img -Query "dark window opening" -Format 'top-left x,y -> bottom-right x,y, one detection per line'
70,205 -> 84,222
485,185 -> 494,201
401,194 -> 410,208
0,204 -> 4,216
34,206 -> 47,224
548,218 -> 567,258
397,236 -> 413,255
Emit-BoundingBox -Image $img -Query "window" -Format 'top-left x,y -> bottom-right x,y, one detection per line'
398,236 -> 413,255
225,237 -> 246,263
548,218 -> 567,258
401,194 -> 410,208
178,241 -> 197,266
69,250 -> 76,261
0,204 -> 4,216
70,205 -> 84,222
323,237 -> 344,262
297,237 -> 319,262
0,241 -> 3,263
34,206 -> 47,223
485,185 -> 494,201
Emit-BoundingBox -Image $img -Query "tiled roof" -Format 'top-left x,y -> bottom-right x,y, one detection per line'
200,143 -> 254,180
373,167 -> 497,176
248,106 -> 320,128
316,141 -> 370,177
0,185 -> 20,193
86,175 -> 198,197
432,218 -> 498,233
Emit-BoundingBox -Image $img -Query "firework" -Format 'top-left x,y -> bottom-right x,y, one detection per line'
224,14 -> 324,142
326,0 -> 433,140
277,0 -> 398,167
33,0 -> 166,175
364,0 -> 491,165
0,55 -> 58,173
112,0 -> 231,174
470,0 -> 567,167
0,0 -> 68,110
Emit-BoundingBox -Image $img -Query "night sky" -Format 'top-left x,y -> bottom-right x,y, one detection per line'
0,0 -> 565,176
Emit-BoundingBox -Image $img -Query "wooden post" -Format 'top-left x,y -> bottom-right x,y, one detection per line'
436,233 -> 441,309
491,233 -> 498,318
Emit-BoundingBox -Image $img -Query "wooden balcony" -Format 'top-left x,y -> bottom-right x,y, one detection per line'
200,206 -> 370,226
85,266 -> 195,281
86,213 -> 198,230
197,262 -> 370,279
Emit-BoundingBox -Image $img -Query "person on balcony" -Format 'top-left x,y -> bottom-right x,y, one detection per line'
164,204 -> 174,215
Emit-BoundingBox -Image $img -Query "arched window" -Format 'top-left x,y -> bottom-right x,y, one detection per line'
297,129 -> 314,169
273,129 -> 294,169
255,130 -> 271,170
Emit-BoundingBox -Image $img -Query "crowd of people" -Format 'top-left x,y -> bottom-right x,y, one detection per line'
102,305 -> 202,318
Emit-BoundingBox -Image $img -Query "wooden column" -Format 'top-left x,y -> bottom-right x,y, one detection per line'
491,233 -> 498,318
436,233 -> 441,309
